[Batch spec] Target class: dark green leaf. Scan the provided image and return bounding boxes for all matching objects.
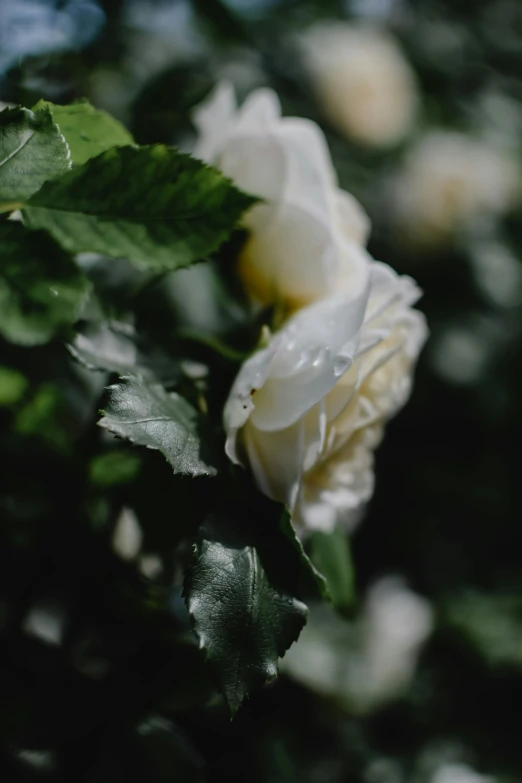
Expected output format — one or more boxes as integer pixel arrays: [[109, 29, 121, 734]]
[[184, 512, 308, 713], [33, 99, 134, 165], [0, 105, 70, 205], [22, 145, 257, 271], [191, 0, 250, 45], [98, 376, 216, 477], [68, 320, 181, 383], [92, 714, 205, 783], [135, 715, 205, 783], [279, 509, 329, 599], [310, 527, 355, 612], [0, 222, 89, 346]]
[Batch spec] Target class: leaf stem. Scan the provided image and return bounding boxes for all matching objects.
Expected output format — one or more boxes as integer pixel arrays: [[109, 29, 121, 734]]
[[175, 329, 249, 362]]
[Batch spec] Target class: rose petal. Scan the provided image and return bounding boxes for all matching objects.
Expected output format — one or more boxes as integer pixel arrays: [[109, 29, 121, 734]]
[[250, 292, 370, 431], [336, 188, 371, 246], [192, 81, 237, 162]]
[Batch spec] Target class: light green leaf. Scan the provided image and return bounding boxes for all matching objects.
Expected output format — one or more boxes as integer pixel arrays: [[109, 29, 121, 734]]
[[0, 366, 28, 406], [15, 383, 69, 451], [22, 145, 257, 271], [184, 512, 308, 714], [33, 99, 134, 165], [0, 105, 70, 205], [98, 376, 216, 477], [0, 222, 89, 346], [310, 527, 355, 612]]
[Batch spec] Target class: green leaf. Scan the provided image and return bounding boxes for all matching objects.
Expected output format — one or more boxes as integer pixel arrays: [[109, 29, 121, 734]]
[[33, 99, 134, 165], [22, 145, 257, 271], [184, 512, 308, 714], [0, 366, 28, 406], [68, 320, 181, 384], [98, 376, 216, 477], [0, 222, 89, 346], [310, 527, 355, 612], [89, 450, 142, 487], [15, 383, 69, 451], [0, 105, 70, 205], [279, 509, 329, 599]]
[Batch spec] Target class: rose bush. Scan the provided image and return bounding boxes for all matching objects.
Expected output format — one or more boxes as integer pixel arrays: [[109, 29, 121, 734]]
[[224, 262, 427, 533], [193, 82, 371, 311]]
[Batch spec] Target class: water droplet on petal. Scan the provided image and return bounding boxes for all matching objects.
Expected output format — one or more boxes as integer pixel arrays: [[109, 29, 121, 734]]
[[333, 355, 352, 377]]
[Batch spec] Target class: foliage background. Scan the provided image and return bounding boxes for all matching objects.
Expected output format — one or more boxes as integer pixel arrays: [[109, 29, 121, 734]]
[[1, 0, 521, 781]]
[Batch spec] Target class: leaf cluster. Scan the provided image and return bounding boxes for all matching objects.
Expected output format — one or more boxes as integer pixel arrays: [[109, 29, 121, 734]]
[[0, 98, 352, 777]]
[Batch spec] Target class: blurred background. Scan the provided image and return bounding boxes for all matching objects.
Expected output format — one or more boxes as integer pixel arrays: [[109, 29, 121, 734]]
[[1, 1, 522, 781]]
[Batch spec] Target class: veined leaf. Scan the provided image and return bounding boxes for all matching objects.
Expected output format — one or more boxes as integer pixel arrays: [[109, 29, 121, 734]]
[[22, 145, 257, 271], [0, 222, 89, 346], [0, 105, 70, 205], [33, 99, 134, 165], [98, 376, 216, 477], [184, 511, 308, 714]]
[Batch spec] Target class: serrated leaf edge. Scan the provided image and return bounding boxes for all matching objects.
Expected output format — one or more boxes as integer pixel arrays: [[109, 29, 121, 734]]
[[182, 534, 307, 715], [97, 377, 217, 478]]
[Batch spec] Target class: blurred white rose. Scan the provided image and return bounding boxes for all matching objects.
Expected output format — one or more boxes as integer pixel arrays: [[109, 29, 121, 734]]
[[193, 82, 371, 310], [300, 23, 418, 147], [224, 263, 426, 532], [431, 764, 495, 783], [23, 600, 67, 647], [357, 576, 433, 706], [392, 131, 519, 247], [282, 576, 433, 712]]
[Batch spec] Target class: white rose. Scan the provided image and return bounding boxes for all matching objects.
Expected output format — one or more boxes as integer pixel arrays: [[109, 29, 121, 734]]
[[300, 23, 418, 148], [357, 576, 433, 707], [193, 82, 371, 310], [224, 262, 427, 533], [392, 131, 519, 246]]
